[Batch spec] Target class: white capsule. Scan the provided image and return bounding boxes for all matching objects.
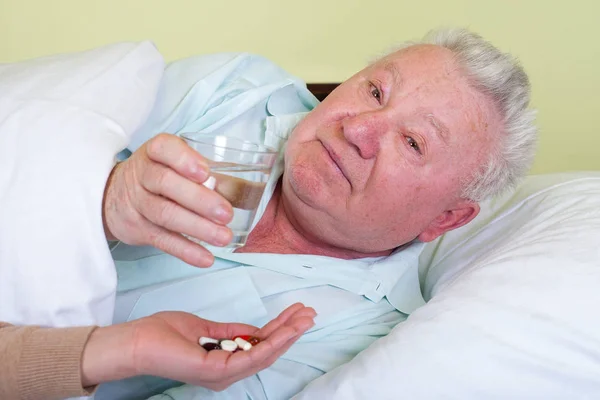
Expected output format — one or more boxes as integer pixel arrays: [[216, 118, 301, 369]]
[[234, 337, 253, 351], [199, 336, 219, 346], [203, 176, 216, 190], [219, 339, 238, 352]]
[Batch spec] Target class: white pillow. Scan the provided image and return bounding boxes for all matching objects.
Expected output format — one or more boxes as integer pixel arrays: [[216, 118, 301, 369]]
[[295, 171, 600, 399], [0, 42, 164, 327]]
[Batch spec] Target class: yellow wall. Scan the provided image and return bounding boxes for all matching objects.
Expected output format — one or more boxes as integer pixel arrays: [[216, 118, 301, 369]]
[[1, 0, 598, 174]]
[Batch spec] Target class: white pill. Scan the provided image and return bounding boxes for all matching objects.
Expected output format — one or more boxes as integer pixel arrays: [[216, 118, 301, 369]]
[[199, 336, 219, 346], [234, 337, 252, 351], [203, 176, 216, 190], [219, 339, 238, 352]]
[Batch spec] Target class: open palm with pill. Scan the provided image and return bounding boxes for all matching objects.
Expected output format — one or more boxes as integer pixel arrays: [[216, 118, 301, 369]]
[[80, 303, 316, 391]]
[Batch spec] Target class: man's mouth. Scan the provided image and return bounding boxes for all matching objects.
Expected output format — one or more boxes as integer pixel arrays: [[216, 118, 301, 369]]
[[321, 141, 351, 185]]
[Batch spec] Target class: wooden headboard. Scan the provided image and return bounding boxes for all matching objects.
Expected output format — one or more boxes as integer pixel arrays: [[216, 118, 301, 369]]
[[306, 83, 340, 101]]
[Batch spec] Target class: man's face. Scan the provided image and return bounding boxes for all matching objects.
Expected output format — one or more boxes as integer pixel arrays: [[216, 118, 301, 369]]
[[282, 44, 501, 254]]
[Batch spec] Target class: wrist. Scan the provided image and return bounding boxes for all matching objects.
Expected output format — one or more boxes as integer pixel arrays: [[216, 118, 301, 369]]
[[102, 161, 121, 241], [81, 323, 136, 387]]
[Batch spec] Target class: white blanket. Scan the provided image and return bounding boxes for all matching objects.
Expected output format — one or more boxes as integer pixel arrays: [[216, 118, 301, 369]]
[[0, 41, 164, 327]]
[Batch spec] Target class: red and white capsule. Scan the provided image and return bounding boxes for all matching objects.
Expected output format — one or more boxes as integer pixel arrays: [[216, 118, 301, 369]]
[[234, 337, 252, 351], [234, 335, 261, 346]]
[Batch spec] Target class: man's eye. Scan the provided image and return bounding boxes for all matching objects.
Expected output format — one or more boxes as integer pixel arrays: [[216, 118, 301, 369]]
[[369, 83, 382, 103], [406, 136, 421, 154]]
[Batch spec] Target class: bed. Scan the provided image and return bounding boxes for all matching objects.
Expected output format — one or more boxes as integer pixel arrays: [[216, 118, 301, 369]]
[[1, 41, 600, 400]]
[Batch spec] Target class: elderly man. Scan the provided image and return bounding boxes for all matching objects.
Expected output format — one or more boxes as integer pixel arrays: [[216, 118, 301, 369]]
[[93, 27, 536, 400]]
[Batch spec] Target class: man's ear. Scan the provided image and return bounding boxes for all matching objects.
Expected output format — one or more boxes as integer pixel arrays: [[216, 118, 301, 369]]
[[418, 201, 480, 243]]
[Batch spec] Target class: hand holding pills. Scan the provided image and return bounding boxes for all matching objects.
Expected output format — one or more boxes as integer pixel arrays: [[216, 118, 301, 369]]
[[80, 303, 316, 392], [102, 133, 235, 268]]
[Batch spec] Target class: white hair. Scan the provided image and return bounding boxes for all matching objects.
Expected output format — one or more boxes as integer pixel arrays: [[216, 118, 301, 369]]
[[383, 28, 538, 201]]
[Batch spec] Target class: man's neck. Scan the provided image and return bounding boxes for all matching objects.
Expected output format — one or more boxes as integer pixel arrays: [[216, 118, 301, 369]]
[[236, 181, 392, 259]]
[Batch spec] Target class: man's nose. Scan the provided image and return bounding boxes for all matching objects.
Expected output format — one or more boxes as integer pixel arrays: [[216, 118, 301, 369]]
[[341, 111, 390, 159]]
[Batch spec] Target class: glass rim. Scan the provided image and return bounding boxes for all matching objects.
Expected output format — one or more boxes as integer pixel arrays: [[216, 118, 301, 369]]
[[180, 132, 278, 155]]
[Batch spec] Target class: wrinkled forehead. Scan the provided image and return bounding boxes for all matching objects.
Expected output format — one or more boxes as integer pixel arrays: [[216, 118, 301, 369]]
[[356, 46, 473, 110], [369, 44, 460, 76], [379, 46, 498, 128], [374, 45, 501, 158]]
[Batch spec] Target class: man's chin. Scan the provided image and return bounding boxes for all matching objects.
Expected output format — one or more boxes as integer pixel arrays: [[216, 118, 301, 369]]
[[283, 170, 325, 210], [282, 167, 334, 214]]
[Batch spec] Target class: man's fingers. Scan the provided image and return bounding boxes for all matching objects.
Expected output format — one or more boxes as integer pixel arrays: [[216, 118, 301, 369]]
[[137, 191, 233, 248], [139, 160, 233, 226], [107, 133, 235, 253], [143, 222, 215, 268], [145, 133, 209, 184]]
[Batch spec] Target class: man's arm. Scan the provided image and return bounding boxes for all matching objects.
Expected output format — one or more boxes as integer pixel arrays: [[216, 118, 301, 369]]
[[0, 321, 99, 400]]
